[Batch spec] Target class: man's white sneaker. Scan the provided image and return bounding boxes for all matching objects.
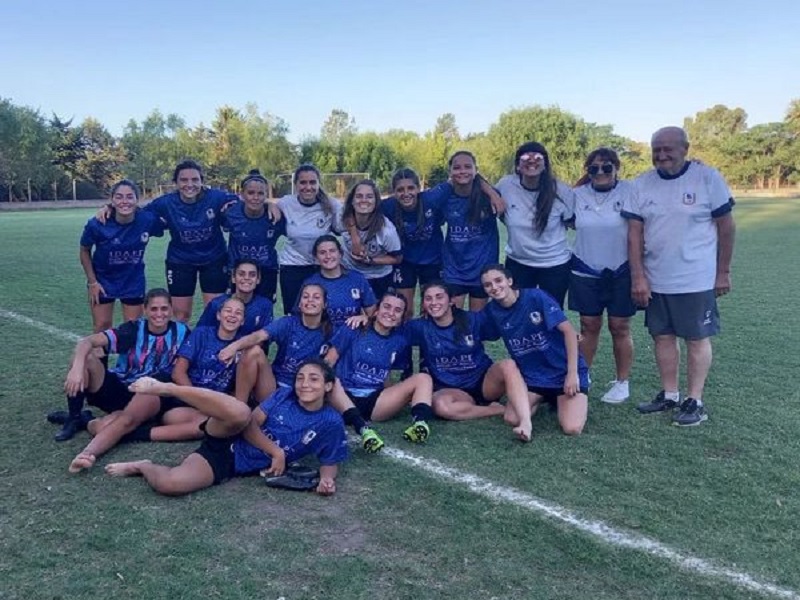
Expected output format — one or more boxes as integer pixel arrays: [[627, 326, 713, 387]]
[[601, 380, 630, 404]]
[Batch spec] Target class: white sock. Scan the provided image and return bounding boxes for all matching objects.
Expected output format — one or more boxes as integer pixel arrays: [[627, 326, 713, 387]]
[[693, 397, 703, 406], [664, 390, 680, 401]]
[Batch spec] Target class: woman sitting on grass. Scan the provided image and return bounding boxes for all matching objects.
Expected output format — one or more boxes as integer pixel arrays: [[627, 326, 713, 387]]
[[105, 359, 348, 497]]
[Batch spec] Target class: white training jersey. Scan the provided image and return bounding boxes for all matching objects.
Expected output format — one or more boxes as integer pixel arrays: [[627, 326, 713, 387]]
[[338, 215, 402, 280], [623, 163, 733, 294], [278, 195, 343, 266], [496, 175, 575, 268], [572, 180, 636, 274]]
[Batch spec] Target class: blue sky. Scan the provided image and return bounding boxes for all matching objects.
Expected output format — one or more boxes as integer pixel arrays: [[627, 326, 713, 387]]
[[2, 0, 798, 143]]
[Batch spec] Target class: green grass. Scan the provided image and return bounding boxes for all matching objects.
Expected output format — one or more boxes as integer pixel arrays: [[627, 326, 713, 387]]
[[1, 197, 799, 600]]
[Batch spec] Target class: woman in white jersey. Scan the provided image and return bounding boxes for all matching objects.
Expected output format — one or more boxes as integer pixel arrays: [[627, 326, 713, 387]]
[[569, 148, 637, 404], [495, 142, 576, 308], [277, 164, 342, 315]]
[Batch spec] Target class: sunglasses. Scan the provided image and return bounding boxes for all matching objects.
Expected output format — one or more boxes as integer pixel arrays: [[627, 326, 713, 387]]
[[519, 152, 544, 164], [587, 163, 614, 176]]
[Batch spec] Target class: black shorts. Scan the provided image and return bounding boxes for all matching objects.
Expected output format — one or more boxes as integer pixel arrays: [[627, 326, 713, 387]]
[[367, 273, 395, 301], [97, 295, 145, 306], [645, 291, 719, 340], [86, 370, 134, 413], [166, 257, 229, 297], [253, 268, 279, 304], [392, 262, 442, 290], [446, 282, 489, 300], [527, 385, 590, 405], [346, 390, 382, 420], [279, 265, 319, 315], [568, 272, 637, 318], [155, 396, 190, 420], [506, 257, 570, 308], [434, 370, 492, 406], [193, 424, 237, 485]]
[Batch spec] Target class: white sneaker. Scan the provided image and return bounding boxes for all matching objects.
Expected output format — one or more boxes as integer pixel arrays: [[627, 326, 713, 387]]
[[601, 380, 630, 404]]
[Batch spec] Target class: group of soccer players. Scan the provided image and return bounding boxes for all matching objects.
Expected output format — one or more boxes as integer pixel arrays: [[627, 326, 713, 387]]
[[50, 128, 736, 496]]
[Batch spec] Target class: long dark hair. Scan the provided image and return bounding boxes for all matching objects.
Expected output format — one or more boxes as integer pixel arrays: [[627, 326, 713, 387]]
[[390, 167, 425, 236], [365, 289, 407, 334], [342, 179, 385, 242], [513, 142, 560, 236], [574, 147, 621, 187], [296, 282, 333, 340], [420, 281, 470, 339], [448, 151, 492, 225], [294, 164, 334, 217]]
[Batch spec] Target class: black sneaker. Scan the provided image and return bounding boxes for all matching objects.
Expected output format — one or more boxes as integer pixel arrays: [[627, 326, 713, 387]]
[[47, 409, 69, 425], [53, 410, 94, 442], [672, 398, 708, 427], [636, 391, 679, 414]]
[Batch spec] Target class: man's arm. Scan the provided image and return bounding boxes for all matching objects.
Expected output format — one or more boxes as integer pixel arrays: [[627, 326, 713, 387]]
[[627, 219, 650, 307], [714, 213, 735, 296]]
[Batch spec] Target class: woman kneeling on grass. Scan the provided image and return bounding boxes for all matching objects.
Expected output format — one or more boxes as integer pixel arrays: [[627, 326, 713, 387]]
[[105, 359, 348, 497], [406, 281, 533, 441], [480, 265, 589, 438]]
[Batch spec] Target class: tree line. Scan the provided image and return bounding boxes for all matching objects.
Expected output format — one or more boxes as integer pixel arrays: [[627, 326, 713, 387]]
[[1, 97, 798, 201]]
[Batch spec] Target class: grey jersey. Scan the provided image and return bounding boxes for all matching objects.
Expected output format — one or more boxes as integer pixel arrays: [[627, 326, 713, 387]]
[[278, 195, 343, 266]]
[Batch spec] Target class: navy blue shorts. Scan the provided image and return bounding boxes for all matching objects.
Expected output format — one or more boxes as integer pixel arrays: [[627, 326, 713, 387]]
[[392, 262, 442, 290], [97, 295, 145, 306], [645, 291, 719, 340], [446, 282, 489, 300], [568, 271, 637, 318], [166, 258, 228, 297], [527, 385, 590, 405], [505, 257, 570, 308], [434, 369, 492, 406], [254, 268, 279, 304], [367, 273, 395, 302]]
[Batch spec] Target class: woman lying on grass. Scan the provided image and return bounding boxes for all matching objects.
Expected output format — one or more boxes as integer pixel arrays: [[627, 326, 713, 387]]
[[105, 359, 348, 496]]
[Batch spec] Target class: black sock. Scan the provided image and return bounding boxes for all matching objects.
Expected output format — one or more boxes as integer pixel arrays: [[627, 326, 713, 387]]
[[67, 393, 86, 418], [411, 403, 434, 423], [120, 424, 153, 443], [342, 407, 369, 435]]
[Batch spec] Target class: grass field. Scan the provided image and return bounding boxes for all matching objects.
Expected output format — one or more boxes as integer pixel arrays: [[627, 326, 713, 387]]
[[1, 197, 799, 600]]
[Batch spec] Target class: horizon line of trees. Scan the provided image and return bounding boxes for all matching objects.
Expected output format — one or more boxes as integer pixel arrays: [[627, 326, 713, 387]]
[[1, 97, 799, 202]]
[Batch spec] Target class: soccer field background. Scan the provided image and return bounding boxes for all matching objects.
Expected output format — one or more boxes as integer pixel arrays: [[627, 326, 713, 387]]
[[1, 197, 798, 600]]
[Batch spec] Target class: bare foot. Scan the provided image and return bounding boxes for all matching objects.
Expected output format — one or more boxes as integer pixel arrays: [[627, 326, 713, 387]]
[[513, 424, 532, 443], [105, 460, 152, 477], [68, 452, 96, 473]]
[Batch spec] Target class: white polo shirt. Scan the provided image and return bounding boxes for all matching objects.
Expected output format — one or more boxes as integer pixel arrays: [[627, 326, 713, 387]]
[[623, 163, 733, 294], [339, 215, 402, 280], [278, 195, 343, 266]]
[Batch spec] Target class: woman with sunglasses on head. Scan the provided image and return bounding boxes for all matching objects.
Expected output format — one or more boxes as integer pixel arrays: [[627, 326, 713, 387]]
[[569, 148, 637, 404], [221, 169, 285, 303], [277, 164, 343, 315], [80, 179, 166, 333], [407, 281, 534, 440], [338, 179, 403, 300], [496, 142, 577, 308]]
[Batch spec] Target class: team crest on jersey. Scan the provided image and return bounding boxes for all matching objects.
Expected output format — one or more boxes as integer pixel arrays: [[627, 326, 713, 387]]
[[206, 208, 215, 219], [389, 352, 396, 364], [316, 217, 325, 228], [140, 232, 150, 243], [529, 311, 542, 325], [351, 288, 360, 299], [424, 209, 433, 218], [267, 230, 275, 238], [367, 241, 379, 254], [682, 193, 696, 205], [464, 335, 474, 347], [255, 316, 261, 326], [302, 430, 317, 445], [614, 201, 622, 212]]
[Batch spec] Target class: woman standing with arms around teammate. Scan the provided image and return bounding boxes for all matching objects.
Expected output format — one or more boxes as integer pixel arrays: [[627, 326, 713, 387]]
[[481, 265, 589, 439], [338, 179, 403, 299], [570, 148, 637, 403], [441, 151, 500, 311], [496, 142, 577, 308], [80, 180, 165, 332], [222, 169, 285, 302], [277, 164, 342, 315]]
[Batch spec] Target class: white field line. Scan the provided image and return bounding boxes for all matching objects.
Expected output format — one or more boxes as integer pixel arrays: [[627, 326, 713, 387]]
[[2, 307, 798, 600]]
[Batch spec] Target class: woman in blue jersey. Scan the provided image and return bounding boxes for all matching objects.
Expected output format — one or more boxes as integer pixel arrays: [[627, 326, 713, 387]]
[[495, 142, 576, 308], [303, 235, 376, 328], [325, 291, 435, 447], [570, 148, 637, 404], [67, 296, 247, 474], [406, 282, 534, 440], [222, 169, 285, 302], [104, 359, 348, 497], [219, 282, 334, 403], [338, 179, 403, 300], [277, 164, 342, 315], [480, 265, 589, 439], [196, 259, 274, 336], [80, 179, 165, 332], [441, 151, 500, 311]]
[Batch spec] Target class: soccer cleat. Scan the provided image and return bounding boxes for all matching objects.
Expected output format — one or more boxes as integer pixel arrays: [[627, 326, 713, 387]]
[[361, 428, 385, 453], [636, 391, 679, 414], [672, 398, 708, 427], [53, 410, 95, 442], [402, 420, 430, 444], [47, 409, 69, 425], [601, 380, 630, 404]]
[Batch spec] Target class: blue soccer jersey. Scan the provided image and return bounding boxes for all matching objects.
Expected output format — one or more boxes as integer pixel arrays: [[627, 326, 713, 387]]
[[145, 188, 236, 265], [232, 386, 348, 474], [405, 311, 493, 389], [196, 293, 274, 335], [105, 319, 190, 384], [380, 184, 449, 266], [177, 326, 240, 392], [330, 325, 408, 396], [221, 201, 285, 270], [303, 270, 376, 328], [80, 211, 165, 300], [264, 316, 330, 387], [483, 288, 589, 389], [441, 190, 499, 286]]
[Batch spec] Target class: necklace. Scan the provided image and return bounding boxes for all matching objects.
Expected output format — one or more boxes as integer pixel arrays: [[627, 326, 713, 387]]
[[590, 184, 617, 212]]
